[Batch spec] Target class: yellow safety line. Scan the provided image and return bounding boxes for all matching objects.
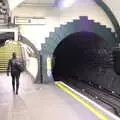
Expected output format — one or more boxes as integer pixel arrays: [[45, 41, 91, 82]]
[[55, 82, 109, 120]]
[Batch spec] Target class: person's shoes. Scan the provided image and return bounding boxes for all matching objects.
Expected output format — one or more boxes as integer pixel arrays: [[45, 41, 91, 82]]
[[16, 91, 18, 95], [13, 89, 15, 94]]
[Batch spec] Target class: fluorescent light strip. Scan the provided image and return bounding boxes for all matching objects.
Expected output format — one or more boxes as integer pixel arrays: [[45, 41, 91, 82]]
[[62, 0, 75, 7]]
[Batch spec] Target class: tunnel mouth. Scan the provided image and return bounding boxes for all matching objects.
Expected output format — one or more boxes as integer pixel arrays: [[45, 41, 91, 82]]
[[52, 32, 113, 81]]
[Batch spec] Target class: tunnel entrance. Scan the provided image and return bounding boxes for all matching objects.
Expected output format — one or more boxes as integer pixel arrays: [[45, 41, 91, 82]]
[[41, 17, 120, 115], [41, 16, 118, 92], [52, 32, 120, 116], [52, 32, 113, 81]]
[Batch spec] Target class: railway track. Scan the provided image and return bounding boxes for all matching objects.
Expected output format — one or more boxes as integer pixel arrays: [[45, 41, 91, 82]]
[[61, 78, 120, 117]]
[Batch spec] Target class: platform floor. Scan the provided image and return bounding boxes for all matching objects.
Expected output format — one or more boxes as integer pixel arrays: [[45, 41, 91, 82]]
[[0, 72, 118, 120]]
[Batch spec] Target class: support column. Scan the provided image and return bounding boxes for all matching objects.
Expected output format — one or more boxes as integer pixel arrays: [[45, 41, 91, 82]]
[[14, 31, 18, 41]]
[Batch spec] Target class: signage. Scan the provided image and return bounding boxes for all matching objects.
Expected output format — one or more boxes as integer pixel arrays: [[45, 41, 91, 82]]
[[15, 17, 46, 25]]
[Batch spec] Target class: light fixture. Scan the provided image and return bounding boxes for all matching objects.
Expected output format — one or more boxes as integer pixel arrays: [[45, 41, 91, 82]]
[[62, 0, 75, 8]]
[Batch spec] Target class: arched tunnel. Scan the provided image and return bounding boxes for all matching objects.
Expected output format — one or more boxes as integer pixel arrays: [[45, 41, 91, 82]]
[[41, 17, 120, 95], [52, 32, 113, 81], [48, 31, 120, 96]]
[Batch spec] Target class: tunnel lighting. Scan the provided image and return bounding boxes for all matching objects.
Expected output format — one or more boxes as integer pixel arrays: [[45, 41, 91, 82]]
[[62, 0, 75, 7]]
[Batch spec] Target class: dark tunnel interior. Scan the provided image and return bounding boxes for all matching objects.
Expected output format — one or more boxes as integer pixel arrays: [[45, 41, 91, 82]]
[[52, 32, 114, 82], [52, 32, 120, 114]]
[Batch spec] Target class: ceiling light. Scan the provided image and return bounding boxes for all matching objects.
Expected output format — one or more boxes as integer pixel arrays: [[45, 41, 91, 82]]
[[62, 0, 75, 8]]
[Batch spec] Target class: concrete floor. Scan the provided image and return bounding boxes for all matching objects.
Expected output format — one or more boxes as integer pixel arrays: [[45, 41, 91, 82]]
[[0, 72, 118, 120]]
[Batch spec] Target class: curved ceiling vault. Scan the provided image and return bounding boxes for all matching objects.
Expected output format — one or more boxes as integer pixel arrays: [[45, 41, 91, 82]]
[[95, 0, 120, 42]]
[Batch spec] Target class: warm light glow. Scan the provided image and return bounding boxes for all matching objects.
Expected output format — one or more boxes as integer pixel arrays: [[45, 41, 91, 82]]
[[62, 0, 75, 7]]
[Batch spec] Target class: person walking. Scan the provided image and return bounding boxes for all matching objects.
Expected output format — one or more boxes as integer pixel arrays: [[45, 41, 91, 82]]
[[7, 52, 21, 95]]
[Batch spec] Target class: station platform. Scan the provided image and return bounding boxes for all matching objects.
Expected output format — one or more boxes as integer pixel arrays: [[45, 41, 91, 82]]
[[0, 72, 119, 120]]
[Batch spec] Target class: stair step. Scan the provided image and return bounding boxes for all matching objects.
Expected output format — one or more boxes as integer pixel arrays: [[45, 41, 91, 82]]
[[0, 62, 8, 65], [0, 44, 22, 72], [0, 69, 7, 71], [0, 62, 8, 63], [0, 64, 7, 66], [0, 64, 7, 67]]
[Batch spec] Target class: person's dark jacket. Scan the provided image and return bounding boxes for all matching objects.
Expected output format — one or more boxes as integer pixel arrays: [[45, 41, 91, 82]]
[[7, 58, 20, 74]]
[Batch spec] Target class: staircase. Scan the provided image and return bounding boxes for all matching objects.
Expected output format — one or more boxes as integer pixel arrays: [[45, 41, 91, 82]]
[[0, 41, 22, 72]]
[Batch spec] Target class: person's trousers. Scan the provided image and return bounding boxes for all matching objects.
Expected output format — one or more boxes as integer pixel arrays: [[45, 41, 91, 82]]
[[11, 71, 20, 93]]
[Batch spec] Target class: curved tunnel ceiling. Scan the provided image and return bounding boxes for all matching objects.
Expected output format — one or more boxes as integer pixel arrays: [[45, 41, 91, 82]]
[[7, 0, 25, 11], [7, 0, 120, 16], [102, 0, 120, 24], [7, 0, 56, 11], [95, 0, 120, 42]]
